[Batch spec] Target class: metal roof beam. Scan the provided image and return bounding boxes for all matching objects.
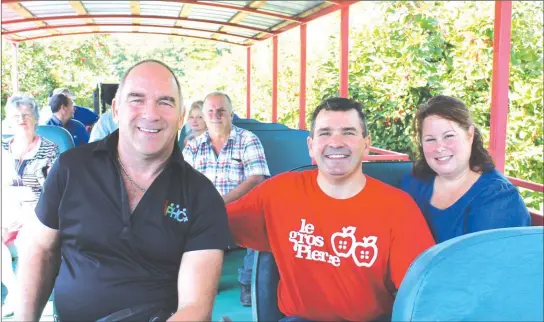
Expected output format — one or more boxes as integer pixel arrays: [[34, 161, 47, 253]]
[[173, 3, 192, 34], [170, 0, 300, 22], [9, 30, 249, 46], [3, 23, 256, 41], [257, 1, 357, 42], [130, 1, 141, 33], [213, 0, 267, 45], [69, 1, 98, 32], [3, 14, 277, 35], [2, 0, 301, 22], [5, 2, 58, 37]]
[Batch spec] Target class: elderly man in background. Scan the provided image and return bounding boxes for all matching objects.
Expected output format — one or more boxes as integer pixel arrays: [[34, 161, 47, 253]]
[[183, 91, 270, 306]]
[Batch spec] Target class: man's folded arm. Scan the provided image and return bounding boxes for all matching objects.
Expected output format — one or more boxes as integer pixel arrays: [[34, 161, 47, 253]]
[[226, 180, 271, 252]]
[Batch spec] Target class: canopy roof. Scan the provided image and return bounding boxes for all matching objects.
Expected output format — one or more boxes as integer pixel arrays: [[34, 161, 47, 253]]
[[1, 0, 355, 46]]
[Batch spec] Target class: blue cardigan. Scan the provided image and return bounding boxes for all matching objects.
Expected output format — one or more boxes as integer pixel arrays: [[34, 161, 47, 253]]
[[401, 169, 531, 243]]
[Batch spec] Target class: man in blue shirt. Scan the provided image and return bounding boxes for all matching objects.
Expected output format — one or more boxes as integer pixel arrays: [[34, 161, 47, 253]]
[[46, 93, 89, 146], [52, 88, 99, 132]]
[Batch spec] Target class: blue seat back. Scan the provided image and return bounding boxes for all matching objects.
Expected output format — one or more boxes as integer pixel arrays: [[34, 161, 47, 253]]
[[392, 227, 544, 321], [252, 161, 414, 321], [36, 125, 75, 153], [252, 129, 311, 176], [178, 124, 189, 148], [233, 117, 260, 124], [179, 120, 290, 149], [236, 122, 289, 131]]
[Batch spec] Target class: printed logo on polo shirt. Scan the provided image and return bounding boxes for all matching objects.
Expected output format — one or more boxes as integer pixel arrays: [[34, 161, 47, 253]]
[[289, 219, 378, 268], [164, 200, 188, 223]]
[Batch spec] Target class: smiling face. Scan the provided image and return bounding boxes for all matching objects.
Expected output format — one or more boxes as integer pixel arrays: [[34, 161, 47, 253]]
[[308, 109, 370, 181], [113, 62, 183, 158], [203, 94, 233, 135], [421, 115, 474, 178], [188, 107, 206, 134]]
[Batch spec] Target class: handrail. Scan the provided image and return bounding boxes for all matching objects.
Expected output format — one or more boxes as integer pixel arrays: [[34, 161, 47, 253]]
[[369, 147, 408, 156], [368, 147, 410, 161], [364, 154, 410, 161], [507, 176, 544, 193], [505, 176, 543, 225]]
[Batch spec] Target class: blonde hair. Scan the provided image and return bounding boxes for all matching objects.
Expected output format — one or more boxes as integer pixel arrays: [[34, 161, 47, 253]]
[[189, 100, 203, 114]]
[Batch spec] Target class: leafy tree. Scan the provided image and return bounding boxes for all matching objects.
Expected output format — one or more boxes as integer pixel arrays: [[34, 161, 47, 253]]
[[1, 35, 111, 117], [314, 1, 543, 210]]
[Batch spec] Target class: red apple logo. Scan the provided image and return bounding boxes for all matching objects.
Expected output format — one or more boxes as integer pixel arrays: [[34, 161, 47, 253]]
[[351, 236, 378, 268], [331, 227, 357, 258]]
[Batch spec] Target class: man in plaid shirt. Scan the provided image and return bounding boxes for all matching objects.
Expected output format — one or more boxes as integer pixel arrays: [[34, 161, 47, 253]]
[[182, 92, 270, 307]]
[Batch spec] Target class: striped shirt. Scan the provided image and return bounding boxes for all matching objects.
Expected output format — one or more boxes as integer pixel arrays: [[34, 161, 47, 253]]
[[182, 125, 270, 196], [2, 136, 60, 204]]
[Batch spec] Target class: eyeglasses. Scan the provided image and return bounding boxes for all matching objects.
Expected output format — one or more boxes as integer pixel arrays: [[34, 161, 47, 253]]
[[11, 113, 35, 121]]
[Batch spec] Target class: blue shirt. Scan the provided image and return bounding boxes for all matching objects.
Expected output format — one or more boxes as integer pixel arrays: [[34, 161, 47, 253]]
[[89, 110, 118, 143], [46, 116, 89, 146], [401, 169, 530, 243], [74, 105, 99, 126]]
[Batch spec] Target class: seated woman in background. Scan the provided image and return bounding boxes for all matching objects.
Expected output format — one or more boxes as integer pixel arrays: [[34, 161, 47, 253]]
[[1, 94, 59, 317], [401, 95, 530, 243], [183, 100, 207, 147]]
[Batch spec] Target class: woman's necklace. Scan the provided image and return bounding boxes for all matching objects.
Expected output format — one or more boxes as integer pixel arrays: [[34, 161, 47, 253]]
[[117, 157, 147, 193]]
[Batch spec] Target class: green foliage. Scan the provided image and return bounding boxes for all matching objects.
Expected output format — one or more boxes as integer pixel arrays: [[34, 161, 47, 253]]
[[1, 35, 111, 119], [314, 1, 543, 210]]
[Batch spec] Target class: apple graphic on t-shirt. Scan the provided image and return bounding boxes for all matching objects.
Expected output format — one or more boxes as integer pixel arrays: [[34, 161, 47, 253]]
[[352, 236, 379, 268], [331, 227, 357, 258]]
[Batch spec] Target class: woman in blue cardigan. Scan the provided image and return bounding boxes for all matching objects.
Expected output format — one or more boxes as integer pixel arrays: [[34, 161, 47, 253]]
[[401, 95, 530, 243]]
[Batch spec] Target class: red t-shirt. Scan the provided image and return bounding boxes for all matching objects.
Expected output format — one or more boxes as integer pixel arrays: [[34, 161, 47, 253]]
[[227, 169, 435, 321]]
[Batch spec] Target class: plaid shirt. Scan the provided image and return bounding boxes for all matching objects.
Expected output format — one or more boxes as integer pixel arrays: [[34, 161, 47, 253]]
[[182, 125, 270, 196]]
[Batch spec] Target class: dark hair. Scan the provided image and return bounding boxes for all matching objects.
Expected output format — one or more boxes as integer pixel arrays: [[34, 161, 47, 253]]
[[49, 93, 71, 113], [412, 95, 495, 180], [310, 97, 368, 137], [114, 59, 184, 114]]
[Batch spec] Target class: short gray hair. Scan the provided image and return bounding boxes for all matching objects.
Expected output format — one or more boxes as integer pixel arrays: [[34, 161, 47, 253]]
[[6, 94, 40, 127], [203, 91, 233, 113], [114, 59, 185, 115], [53, 87, 73, 98]]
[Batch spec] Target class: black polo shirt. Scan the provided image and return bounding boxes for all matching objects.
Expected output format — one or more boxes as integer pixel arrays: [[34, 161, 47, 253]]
[[36, 130, 233, 321]]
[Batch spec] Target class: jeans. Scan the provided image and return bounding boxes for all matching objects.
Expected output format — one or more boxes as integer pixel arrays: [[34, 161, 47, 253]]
[[238, 248, 254, 285]]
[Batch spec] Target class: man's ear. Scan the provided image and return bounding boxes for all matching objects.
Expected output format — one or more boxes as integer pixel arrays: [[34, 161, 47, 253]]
[[307, 135, 314, 160], [362, 135, 371, 158], [112, 98, 119, 123]]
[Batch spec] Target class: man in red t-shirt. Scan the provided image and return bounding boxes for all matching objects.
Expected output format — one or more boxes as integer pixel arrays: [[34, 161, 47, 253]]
[[226, 97, 435, 321]]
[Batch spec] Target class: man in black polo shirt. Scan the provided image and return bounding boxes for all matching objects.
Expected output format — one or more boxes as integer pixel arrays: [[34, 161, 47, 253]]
[[16, 60, 232, 321]]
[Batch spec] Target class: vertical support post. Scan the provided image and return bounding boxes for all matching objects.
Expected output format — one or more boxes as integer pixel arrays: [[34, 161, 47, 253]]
[[246, 47, 251, 119], [12, 42, 19, 93], [489, 1, 513, 173], [272, 36, 278, 123], [339, 6, 349, 98], [299, 24, 307, 130]]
